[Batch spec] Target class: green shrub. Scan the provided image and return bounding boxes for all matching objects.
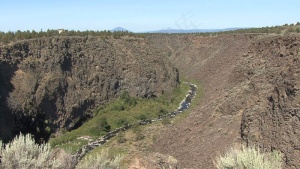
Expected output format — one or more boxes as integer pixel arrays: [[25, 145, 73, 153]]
[[120, 91, 130, 100], [137, 114, 147, 121], [120, 91, 137, 106], [111, 92, 137, 111], [99, 117, 111, 133], [0, 133, 73, 169], [116, 118, 129, 127], [76, 149, 123, 169], [112, 103, 125, 111], [214, 146, 282, 169], [156, 108, 168, 118]]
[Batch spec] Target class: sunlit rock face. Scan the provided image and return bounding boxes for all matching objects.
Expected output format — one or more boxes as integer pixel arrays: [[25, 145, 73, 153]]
[[0, 36, 179, 141]]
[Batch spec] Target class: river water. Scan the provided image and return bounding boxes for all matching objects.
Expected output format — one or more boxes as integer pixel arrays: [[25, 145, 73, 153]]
[[75, 82, 197, 162]]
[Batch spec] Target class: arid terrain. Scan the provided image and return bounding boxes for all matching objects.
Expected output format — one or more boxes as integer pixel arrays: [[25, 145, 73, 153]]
[[148, 34, 300, 168], [1, 31, 300, 169]]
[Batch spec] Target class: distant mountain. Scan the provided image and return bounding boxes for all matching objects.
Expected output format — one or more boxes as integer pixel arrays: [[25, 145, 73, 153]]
[[147, 28, 240, 33], [110, 27, 241, 33], [111, 27, 128, 32]]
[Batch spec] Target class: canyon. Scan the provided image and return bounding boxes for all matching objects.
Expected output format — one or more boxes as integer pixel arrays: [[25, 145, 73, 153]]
[[1, 32, 300, 168]]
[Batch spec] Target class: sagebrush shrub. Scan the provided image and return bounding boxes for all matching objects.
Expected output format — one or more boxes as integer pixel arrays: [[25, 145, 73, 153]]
[[76, 149, 123, 169], [214, 146, 282, 169], [0, 133, 73, 169]]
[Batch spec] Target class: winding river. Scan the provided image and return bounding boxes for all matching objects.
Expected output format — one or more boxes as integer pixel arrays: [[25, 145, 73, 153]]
[[74, 82, 197, 162]]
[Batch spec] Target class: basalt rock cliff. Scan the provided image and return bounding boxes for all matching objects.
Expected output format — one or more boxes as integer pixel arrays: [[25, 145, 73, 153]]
[[239, 36, 300, 168], [0, 36, 179, 141], [150, 34, 300, 169]]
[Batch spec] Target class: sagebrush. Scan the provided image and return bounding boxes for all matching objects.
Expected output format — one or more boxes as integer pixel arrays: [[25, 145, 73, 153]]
[[214, 146, 282, 169], [76, 149, 123, 169], [0, 133, 73, 169]]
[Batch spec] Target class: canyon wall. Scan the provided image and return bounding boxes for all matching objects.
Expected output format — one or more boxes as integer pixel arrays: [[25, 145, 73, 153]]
[[0, 36, 179, 141], [151, 34, 300, 168], [239, 36, 300, 168]]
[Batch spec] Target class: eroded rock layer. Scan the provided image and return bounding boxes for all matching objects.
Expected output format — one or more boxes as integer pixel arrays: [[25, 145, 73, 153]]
[[240, 36, 300, 169], [0, 36, 179, 141]]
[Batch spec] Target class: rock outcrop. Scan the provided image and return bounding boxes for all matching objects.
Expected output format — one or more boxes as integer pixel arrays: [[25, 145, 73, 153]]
[[0, 36, 179, 141], [239, 36, 300, 169]]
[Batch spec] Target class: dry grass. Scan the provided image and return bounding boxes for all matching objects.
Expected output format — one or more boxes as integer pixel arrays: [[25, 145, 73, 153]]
[[76, 149, 123, 169], [214, 146, 282, 169]]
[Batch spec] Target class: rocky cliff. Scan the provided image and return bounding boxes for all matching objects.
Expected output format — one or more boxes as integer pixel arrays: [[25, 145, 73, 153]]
[[239, 36, 300, 168], [150, 34, 300, 168], [0, 36, 179, 141]]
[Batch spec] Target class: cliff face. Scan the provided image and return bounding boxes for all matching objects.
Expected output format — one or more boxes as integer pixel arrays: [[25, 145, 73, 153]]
[[0, 36, 179, 141], [239, 36, 300, 168], [150, 34, 300, 168]]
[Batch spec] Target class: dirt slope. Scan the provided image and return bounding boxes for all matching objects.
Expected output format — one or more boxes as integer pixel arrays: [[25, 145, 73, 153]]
[[150, 34, 255, 168], [150, 34, 300, 169]]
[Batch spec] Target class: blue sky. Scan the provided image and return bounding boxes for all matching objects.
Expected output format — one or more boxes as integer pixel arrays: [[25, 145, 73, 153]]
[[1, 0, 299, 32]]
